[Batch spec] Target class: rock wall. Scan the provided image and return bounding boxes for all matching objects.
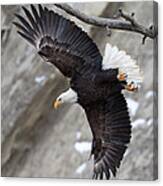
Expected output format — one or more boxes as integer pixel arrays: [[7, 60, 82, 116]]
[[1, 1, 157, 180]]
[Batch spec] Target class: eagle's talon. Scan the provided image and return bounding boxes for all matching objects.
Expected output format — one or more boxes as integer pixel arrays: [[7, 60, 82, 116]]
[[117, 72, 127, 81], [125, 82, 138, 92]]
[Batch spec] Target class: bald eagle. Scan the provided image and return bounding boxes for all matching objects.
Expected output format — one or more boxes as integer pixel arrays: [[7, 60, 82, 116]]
[[13, 5, 143, 179]]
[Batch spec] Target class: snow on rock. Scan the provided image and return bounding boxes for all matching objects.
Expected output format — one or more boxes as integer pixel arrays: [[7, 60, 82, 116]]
[[76, 131, 81, 140], [75, 163, 87, 174], [34, 75, 47, 85], [145, 91, 154, 99], [132, 119, 146, 128], [74, 141, 91, 154], [124, 149, 130, 158], [147, 118, 153, 126], [126, 98, 139, 116]]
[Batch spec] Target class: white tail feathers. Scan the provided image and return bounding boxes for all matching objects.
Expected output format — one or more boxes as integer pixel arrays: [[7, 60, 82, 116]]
[[102, 43, 143, 85]]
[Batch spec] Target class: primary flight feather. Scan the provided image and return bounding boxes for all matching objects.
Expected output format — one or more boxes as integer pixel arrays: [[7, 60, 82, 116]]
[[14, 4, 142, 179]]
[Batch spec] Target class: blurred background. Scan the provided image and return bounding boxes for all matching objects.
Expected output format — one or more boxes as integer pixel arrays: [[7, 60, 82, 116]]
[[1, 1, 157, 180]]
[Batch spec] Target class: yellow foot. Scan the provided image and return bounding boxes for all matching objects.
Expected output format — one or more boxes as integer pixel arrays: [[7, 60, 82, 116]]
[[125, 82, 138, 92], [117, 72, 127, 81]]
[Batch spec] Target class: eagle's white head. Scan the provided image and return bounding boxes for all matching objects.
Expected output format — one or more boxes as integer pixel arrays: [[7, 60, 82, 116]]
[[54, 88, 78, 109]]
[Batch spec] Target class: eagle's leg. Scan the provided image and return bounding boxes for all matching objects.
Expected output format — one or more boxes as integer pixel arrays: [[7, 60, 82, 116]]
[[117, 71, 138, 91], [124, 82, 138, 92], [117, 71, 127, 81]]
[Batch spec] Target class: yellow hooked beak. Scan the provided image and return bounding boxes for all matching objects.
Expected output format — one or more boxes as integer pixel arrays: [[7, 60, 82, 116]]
[[53, 100, 62, 109]]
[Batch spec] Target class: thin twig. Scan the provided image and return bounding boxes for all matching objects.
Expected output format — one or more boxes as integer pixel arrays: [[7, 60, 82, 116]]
[[54, 3, 157, 42], [118, 8, 137, 26]]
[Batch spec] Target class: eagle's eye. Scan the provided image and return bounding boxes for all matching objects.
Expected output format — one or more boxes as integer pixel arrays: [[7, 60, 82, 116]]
[[58, 98, 62, 102]]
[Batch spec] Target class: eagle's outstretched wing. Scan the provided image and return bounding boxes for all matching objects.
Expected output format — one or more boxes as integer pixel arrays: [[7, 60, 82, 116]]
[[84, 92, 131, 179], [13, 5, 102, 77]]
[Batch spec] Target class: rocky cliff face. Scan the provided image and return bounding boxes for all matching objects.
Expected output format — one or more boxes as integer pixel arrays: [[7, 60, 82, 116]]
[[1, 1, 157, 180]]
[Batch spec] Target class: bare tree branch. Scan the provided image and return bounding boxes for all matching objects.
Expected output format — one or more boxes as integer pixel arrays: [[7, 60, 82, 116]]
[[54, 3, 157, 43]]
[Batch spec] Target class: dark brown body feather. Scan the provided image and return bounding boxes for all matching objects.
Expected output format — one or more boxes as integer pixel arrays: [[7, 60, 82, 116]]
[[14, 5, 131, 180]]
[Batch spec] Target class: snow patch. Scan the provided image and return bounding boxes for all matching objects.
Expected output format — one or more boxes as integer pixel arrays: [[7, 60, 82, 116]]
[[124, 149, 130, 157], [132, 119, 146, 128], [76, 131, 81, 140], [35, 75, 47, 85], [147, 118, 153, 126], [74, 141, 91, 154], [145, 91, 154, 99], [75, 163, 87, 174], [126, 98, 139, 116]]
